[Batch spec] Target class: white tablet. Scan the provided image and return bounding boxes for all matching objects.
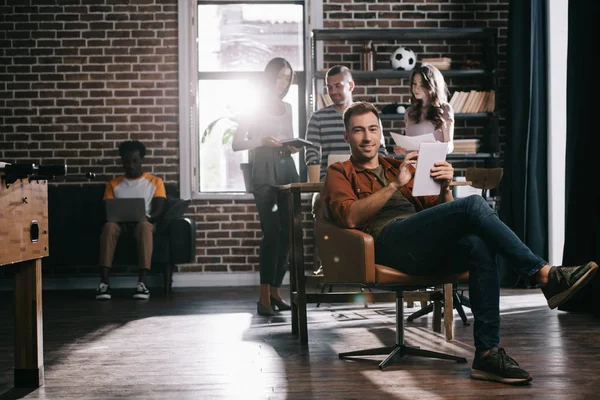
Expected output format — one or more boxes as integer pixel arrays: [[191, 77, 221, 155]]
[[412, 142, 448, 196]]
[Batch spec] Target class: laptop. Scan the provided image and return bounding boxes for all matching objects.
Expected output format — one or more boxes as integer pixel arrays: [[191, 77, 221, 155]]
[[105, 198, 147, 222], [327, 154, 350, 166]]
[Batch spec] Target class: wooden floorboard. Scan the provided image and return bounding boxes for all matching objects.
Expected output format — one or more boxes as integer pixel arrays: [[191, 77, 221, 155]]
[[1, 286, 599, 399]]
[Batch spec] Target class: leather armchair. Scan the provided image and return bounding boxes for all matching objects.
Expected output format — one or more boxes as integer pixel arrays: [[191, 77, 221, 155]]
[[45, 183, 196, 294], [316, 216, 469, 369]]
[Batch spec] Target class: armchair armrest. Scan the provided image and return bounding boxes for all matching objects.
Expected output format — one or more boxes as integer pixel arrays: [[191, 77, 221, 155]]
[[316, 218, 376, 285], [168, 217, 196, 264]]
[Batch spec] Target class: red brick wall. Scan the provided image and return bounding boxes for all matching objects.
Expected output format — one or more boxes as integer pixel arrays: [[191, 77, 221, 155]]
[[0, 0, 179, 182], [0, 0, 509, 279]]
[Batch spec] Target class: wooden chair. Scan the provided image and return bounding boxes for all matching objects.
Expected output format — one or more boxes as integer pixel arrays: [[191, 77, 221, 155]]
[[465, 167, 504, 201], [316, 217, 469, 370]]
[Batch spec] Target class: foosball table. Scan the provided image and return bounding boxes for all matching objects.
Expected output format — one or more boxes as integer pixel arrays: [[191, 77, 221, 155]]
[[0, 163, 67, 388]]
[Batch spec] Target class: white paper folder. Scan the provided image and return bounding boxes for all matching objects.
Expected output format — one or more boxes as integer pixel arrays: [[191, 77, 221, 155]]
[[412, 142, 449, 196]]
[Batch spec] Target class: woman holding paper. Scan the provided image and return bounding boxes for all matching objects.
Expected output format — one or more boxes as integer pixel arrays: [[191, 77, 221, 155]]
[[393, 64, 455, 155], [232, 57, 300, 316]]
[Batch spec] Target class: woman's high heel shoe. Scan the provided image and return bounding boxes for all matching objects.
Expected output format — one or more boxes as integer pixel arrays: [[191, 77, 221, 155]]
[[257, 301, 276, 317], [270, 295, 292, 311]]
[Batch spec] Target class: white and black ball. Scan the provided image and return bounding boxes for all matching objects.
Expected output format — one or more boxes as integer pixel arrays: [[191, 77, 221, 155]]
[[390, 47, 416, 71]]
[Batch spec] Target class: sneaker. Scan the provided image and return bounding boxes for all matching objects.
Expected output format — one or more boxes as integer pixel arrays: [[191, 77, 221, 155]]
[[133, 282, 150, 300], [542, 261, 598, 309], [470, 347, 532, 384], [96, 283, 111, 300]]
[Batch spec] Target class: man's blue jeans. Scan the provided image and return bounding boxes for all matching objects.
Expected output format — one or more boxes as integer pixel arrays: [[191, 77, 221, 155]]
[[375, 195, 547, 351]]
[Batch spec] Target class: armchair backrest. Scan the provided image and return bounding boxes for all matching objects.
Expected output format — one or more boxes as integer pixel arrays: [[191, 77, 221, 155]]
[[316, 192, 376, 285]]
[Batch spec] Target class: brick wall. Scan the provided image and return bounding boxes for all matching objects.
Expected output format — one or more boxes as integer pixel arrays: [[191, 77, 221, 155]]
[[0, 0, 179, 182], [0, 0, 509, 279]]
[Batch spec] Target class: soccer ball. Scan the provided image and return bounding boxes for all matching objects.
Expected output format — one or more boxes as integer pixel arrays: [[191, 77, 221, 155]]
[[390, 47, 417, 71]]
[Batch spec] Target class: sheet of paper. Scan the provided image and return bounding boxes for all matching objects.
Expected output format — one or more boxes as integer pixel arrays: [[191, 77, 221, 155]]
[[390, 132, 436, 151], [412, 142, 449, 196]]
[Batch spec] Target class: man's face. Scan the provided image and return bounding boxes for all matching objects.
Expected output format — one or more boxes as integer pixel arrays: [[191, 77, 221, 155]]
[[344, 112, 381, 163], [122, 150, 143, 178], [326, 73, 354, 107]]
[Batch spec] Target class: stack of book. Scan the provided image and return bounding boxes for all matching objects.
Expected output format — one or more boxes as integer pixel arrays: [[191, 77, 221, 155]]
[[453, 139, 480, 154], [449, 90, 495, 113], [421, 57, 452, 70]]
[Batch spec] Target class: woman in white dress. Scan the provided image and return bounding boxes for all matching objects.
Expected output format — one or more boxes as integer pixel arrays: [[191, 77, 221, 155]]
[[394, 64, 455, 154]]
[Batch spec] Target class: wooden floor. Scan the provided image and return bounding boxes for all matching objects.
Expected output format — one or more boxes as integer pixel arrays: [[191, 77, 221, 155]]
[[1, 285, 599, 399]]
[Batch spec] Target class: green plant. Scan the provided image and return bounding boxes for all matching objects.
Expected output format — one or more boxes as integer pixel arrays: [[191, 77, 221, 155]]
[[200, 117, 238, 145]]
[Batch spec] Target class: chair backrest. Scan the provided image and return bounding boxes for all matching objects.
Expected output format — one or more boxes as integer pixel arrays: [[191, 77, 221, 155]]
[[316, 217, 376, 285], [465, 167, 503, 190]]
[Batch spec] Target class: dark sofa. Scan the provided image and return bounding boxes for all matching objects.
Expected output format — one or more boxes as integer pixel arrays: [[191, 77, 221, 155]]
[[44, 183, 195, 294]]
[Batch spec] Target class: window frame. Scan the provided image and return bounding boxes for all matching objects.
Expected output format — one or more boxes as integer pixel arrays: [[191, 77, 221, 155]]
[[178, 0, 316, 199]]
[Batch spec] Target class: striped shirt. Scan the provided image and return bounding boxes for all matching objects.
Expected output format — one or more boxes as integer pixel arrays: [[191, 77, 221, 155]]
[[304, 105, 387, 180], [104, 172, 166, 214]]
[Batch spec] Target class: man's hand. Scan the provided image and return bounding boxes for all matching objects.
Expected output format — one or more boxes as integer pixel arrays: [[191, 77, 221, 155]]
[[431, 160, 454, 191], [261, 136, 282, 147], [392, 151, 418, 189], [393, 145, 407, 155]]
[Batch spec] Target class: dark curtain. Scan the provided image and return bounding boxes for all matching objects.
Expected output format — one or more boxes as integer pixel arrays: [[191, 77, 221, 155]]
[[560, 1, 600, 316], [499, 0, 548, 288]]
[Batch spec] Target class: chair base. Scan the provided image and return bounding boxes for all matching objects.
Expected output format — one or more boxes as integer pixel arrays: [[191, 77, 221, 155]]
[[407, 290, 471, 326], [340, 344, 468, 370]]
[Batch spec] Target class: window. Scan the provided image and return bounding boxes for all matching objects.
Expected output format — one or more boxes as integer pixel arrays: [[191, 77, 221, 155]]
[[187, 2, 306, 194]]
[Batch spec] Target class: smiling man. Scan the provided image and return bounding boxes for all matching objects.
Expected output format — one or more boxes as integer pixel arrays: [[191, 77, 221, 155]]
[[321, 101, 598, 384], [97, 140, 166, 301]]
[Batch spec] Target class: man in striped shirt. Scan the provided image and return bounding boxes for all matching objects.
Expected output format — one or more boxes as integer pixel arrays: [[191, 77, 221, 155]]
[[305, 65, 387, 182]]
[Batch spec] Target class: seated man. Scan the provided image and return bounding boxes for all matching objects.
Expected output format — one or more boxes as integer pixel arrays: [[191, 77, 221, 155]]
[[321, 101, 598, 384], [304, 65, 387, 275], [96, 140, 166, 300]]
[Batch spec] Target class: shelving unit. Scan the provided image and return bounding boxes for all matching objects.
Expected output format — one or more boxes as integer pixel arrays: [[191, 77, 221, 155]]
[[309, 28, 500, 167]]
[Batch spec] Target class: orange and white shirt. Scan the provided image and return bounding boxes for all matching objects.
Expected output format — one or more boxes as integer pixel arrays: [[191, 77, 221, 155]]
[[103, 172, 166, 214]]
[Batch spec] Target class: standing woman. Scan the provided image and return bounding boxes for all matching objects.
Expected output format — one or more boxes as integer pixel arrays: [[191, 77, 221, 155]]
[[232, 57, 300, 316], [394, 63, 455, 154]]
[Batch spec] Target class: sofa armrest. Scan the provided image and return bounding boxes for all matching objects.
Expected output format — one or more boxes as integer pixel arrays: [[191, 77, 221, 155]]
[[168, 217, 196, 264], [316, 218, 376, 285]]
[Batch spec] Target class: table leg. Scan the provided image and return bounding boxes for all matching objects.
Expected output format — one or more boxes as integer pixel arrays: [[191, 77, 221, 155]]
[[286, 189, 299, 336], [13, 258, 44, 388], [443, 283, 454, 341], [292, 188, 308, 344]]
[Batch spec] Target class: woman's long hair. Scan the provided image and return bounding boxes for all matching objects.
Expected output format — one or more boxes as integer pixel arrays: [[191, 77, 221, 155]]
[[406, 64, 449, 130], [263, 57, 294, 100]]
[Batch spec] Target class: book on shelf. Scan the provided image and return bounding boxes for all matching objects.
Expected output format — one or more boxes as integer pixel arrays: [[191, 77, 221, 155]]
[[453, 139, 480, 154], [316, 92, 333, 109], [421, 57, 451, 70], [449, 91, 460, 109], [450, 90, 495, 113], [454, 91, 469, 114]]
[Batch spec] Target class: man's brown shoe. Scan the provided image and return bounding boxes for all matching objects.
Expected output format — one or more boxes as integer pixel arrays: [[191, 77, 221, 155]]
[[542, 261, 598, 309]]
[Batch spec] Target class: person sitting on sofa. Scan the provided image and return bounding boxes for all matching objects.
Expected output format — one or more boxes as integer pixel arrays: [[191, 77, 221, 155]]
[[321, 101, 598, 384], [96, 140, 166, 300]]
